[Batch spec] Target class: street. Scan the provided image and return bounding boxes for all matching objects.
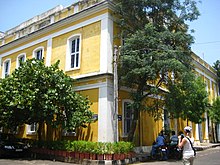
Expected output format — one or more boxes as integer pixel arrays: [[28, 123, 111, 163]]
[[0, 147, 220, 165], [134, 146, 220, 165]]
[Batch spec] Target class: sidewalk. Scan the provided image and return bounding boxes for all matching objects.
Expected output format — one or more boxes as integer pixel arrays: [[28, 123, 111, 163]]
[[194, 143, 220, 151]]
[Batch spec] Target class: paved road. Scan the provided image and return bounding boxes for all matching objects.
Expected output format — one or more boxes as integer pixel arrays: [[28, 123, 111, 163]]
[[0, 147, 220, 165], [0, 159, 77, 165], [133, 146, 220, 165]]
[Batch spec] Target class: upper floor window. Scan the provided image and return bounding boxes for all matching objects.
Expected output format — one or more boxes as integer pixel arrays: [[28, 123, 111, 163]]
[[33, 47, 44, 60], [2, 59, 11, 78], [26, 123, 37, 135], [122, 100, 133, 136], [66, 35, 81, 71], [16, 53, 26, 68]]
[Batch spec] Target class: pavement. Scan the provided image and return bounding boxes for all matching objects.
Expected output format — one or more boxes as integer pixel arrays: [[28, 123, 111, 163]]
[[194, 143, 220, 151], [135, 142, 220, 162]]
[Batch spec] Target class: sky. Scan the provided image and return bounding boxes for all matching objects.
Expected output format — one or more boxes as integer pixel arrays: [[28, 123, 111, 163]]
[[0, 0, 219, 66]]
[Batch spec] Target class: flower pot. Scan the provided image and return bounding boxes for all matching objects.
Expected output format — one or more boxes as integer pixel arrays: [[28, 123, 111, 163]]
[[104, 154, 113, 160], [90, 153, 96, 160], [113, 153, 121, 160], [80, 152, 85, 160], [84, 153, 90, 159], [75, 152, 80, 159], [97, 154, 104, 160], [69, 151, 75, 158]]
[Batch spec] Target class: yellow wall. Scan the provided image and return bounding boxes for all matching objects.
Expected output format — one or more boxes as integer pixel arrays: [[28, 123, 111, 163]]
[[77, 88, 99, 142]]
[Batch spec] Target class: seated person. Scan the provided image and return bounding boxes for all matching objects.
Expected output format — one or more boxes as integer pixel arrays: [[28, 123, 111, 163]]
[[151, 131, 166, 157], [170, 131, 178, 146]]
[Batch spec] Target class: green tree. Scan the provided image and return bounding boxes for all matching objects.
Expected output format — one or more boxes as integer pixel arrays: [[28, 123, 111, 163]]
[[115, 0, 200, 142], [208, 96, 220, 142], [0, 59, 93, 140], [165, 73, 209, 124], [213, 60, 220, 94], [208, 97, 220, 124]]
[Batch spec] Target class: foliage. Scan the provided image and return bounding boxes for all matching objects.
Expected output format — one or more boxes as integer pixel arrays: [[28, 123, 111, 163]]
[[114, 0, 200, 141], [32, 140, 134, 155], [208, 97, 220, 124], [165, 73, 209, 123], [213, 60, 220, 94], [0, 59, 93, 140]]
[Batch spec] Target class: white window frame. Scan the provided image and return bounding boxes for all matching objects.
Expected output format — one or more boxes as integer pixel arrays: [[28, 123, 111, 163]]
[[16, 53, 26, 68], [66, 34, 81, 71], [2, 58, 11, 78], [33, 47, 44, 60], [122, 99, 133, 137], [26, 123, 37, 135]]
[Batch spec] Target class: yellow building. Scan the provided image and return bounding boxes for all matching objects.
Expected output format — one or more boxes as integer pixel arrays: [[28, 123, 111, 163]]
[[0, 0, 219, 146]]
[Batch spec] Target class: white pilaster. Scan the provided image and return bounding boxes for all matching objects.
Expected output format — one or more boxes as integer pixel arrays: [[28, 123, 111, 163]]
[[195, 124, 200, 145], [204, 112, 209, 142], [46, 38, 52, 66], [98, 80, 114, 142], [100, 14, 113, 74]]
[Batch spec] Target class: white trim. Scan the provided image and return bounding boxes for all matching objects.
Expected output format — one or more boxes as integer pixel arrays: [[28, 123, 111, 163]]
[[74, 81, 108, 91], [195, 68, 217, 84], [70, 72, 108, 79], [98, 79, 114, 142], [74, 5, 79, 13], [46, 38, 52, 66], [0, 13, 108, 58], [32, 46, 44, 59], [66, 34, 81, 71], [16, 53, 26, 68], [122, 99, 133, 137], [2, 58, 11, 78], [100, 13, 113, 74]]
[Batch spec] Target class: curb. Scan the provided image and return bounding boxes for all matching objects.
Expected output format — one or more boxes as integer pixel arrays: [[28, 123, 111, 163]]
[[81, 158, 138, 165], [194, 143, 220, 151]]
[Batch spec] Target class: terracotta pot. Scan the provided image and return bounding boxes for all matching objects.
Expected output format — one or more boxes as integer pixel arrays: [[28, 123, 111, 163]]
[[104, 154, 113, 160], [84, 153, 90, 159], [75, 152, 80, 159], [90, 153, 96, 160], [113, 153, 121, 160], [69, 151, 75, 158], [80, 152, 85, 159], [97, 154, 104, 160]]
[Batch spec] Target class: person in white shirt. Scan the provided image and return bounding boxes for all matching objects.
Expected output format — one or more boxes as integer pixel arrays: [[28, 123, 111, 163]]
[[178, 126, 195, 165]]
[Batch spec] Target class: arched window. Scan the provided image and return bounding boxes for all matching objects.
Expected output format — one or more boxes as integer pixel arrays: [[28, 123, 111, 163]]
[[16, 53, 26, 68], [33, 47, 44, 60], [66, 34, 81, 71], [2, 59, 11, 78]]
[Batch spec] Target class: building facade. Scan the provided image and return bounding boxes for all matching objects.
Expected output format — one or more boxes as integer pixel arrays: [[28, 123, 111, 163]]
[[0, 0, 219, 145]]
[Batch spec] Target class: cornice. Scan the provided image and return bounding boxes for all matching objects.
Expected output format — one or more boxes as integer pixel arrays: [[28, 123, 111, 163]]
[[0, 0, 114, 52]]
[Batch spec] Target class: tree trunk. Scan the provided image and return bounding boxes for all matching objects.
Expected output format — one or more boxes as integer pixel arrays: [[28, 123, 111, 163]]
[[127, 108, 140, 142], [37, 122, 43, 141]]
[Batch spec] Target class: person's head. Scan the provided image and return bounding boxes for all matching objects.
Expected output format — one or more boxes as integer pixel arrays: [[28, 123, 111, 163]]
[[171, 131, 175, 135], [159, 130, 164, 136], [184, 126, 192, 135]]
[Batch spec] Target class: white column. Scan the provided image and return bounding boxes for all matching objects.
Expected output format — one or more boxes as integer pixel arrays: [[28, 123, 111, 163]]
[[46, 38, 52, 66], [100, 13, 113, 74], [98, 80, 114, 142], [195, 124, 200, 144], [204, 112, 209, 142]]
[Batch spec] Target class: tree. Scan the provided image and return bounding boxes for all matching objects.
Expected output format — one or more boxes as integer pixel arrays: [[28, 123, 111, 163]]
[[165, 73, 209, 124], [208, 96, 220, 142], [213, 60, 220, 94], [115, 0, 200, 142], [0, 59, 93, 140]]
